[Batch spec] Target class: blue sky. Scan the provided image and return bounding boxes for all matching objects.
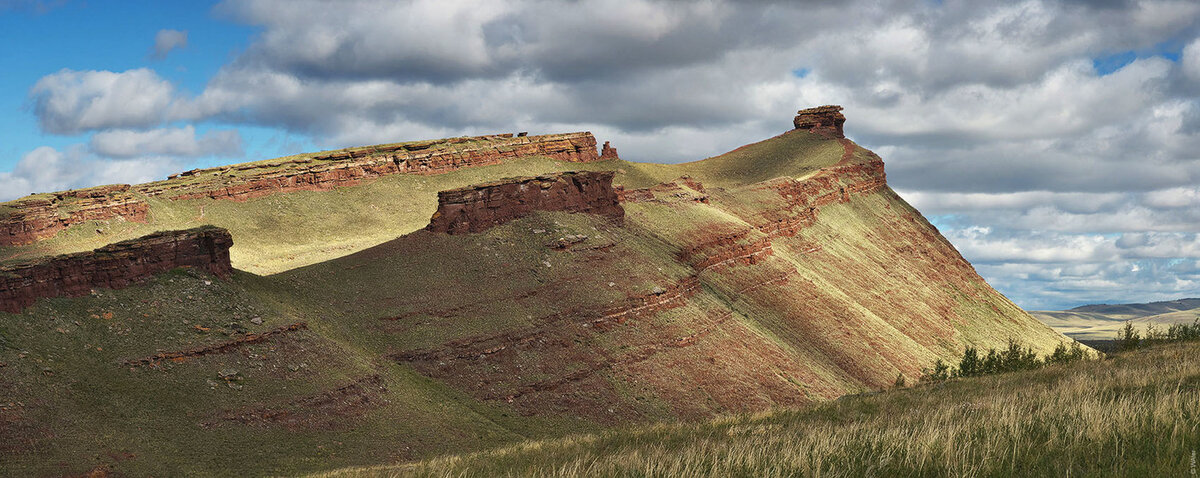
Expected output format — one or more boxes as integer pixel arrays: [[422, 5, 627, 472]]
[[2, 0, 1200, 311], [0, 1, 311, 172]]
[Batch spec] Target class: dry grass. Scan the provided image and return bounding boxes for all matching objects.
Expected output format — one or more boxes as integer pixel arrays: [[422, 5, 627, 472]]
[[316, 342, 1200, 478]]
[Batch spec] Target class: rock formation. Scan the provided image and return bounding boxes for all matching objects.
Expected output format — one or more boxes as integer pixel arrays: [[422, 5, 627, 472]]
[[0, 226, 233, 313], [426, 171, 623, 234], [600, 141, 619, 160], [793, 105, 846, 138], [143, 132, 606, 201], [0, 185, 148, 246]]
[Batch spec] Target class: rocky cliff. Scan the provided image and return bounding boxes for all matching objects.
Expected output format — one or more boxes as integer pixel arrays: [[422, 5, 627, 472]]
[[793, 105, 846, 138], [142, 132, 607, 201], [426, 171, 623, 234], [0, 226, 233, 313], [0, 185, 148, 246]]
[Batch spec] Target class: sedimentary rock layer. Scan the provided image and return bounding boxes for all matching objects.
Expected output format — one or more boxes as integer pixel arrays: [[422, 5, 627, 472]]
[[0, 132, 616, 245], [144, 132, 607, 201], [0, 185, 149, 246], [426, 171, 623, 234], [793, 105, 846, 138], [0, 226, 233, 313]]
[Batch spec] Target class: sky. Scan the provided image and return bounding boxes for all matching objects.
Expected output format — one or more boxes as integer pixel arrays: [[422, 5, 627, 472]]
[[1, 0, 1199, 310]]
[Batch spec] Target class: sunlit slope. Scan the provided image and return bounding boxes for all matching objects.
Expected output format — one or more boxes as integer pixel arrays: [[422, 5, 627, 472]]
[[0, 129, 1077, 476], [272, 130, 1072, 424]]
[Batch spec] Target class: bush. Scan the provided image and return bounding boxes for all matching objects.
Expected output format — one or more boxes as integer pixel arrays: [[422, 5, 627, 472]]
[[1117, 321, 1142, 352], [920, 359, 951, 383], [1044, 341, 1088, 366]]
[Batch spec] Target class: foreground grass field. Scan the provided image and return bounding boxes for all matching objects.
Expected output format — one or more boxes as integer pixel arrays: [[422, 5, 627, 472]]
[[319, 341, 1200, 478]]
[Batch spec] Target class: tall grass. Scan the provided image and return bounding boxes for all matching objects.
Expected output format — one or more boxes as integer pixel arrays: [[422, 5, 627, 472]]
[[316, 341, 1200, 477]]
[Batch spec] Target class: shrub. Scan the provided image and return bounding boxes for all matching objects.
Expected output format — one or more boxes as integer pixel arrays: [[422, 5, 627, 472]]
[[1044, 341, 1088, 366], [956, 346, 984, 377], [1117, 321, 1142, 352], [920, 359, 951, 383]]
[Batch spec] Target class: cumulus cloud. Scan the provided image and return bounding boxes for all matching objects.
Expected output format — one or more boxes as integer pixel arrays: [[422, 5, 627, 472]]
[[89, 126, 243, 158], [151, 29, 187, 60], [0, 146, 182, 201], [30, 68, 180, 134], [14, 0, 1200, 308]]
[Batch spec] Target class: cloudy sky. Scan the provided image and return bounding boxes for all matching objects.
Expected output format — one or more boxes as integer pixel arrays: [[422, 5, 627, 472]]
[[2, 0, 1199, 310]]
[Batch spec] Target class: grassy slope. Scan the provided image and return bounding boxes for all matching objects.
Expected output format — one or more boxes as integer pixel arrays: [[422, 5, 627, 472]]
[[0, 269, 598, 477], [1034, 298, 1200, 341], [0, 130, 844, 274], [0, 130, 1077, 476], [318, 341, 1200, 478]]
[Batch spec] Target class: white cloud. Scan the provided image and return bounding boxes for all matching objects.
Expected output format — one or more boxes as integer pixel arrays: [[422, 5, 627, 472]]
[[151, 29, 188, 60], [11, 0, 1200, 309], [30, 68, 180, 134], [1184, 37, 1200, 81], [89, 126, 242, 158], [0, 146, 182, 201]]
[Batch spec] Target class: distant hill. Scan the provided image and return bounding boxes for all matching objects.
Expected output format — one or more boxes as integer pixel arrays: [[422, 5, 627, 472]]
[[1033, 298, 1200, 341], [0, 107, 1077, 476]]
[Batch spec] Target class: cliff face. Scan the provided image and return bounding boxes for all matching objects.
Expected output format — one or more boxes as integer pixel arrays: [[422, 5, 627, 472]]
[[0, 226, 233, 313], [426, 171, 623, 234], [142, 132, 606, 201], [793, 105, 846, 138], [0, 185, 148, 246]]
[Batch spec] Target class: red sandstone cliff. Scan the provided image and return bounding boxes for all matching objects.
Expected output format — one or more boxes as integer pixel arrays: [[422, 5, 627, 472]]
[[142, 132, 605, 201], [0, 185, 148, 246], [426, 171, 623, 234], [793, 105, 846, 138], [0, 226, 233, 313]]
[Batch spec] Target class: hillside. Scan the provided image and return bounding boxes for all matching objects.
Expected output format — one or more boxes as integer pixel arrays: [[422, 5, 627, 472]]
[[1033, 298, 1200, 341], [0, 106, 1079, 476], [318, 341, 1200, 478]]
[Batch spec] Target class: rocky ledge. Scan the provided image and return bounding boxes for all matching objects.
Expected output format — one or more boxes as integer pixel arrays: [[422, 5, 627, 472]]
[[144, 132, 614, 201], [793, 105, 846, 138], [0, 226, 234, 313], [426, 171, 624, 234], [0, 184, 149, 246]]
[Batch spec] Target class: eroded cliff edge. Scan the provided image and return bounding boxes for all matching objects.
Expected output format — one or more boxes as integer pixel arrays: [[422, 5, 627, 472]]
[[0, 226, 233, 313], [426, 171, 623, 234]]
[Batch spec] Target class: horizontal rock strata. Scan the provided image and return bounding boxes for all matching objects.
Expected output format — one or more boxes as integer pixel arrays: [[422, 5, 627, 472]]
[[793, 105, 846, 138], [143, 132, 605, 201], [426, 171, 624, 234], [0, 226, 233, 313], [0, 184, 148, 246]]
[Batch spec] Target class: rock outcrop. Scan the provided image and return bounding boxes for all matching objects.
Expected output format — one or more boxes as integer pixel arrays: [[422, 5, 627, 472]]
[[0, 226, 233, 313], [142, 132, 606, 201], [600, 141, 619, 160], [0, 185, 148, 246], [426, 171, 623, 234], [793, 105, 846, 138]]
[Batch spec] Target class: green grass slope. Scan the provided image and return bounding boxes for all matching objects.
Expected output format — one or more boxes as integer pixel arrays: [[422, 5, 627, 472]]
[[318, 341, 1200, 478], [0, 129, 1079, 476]]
